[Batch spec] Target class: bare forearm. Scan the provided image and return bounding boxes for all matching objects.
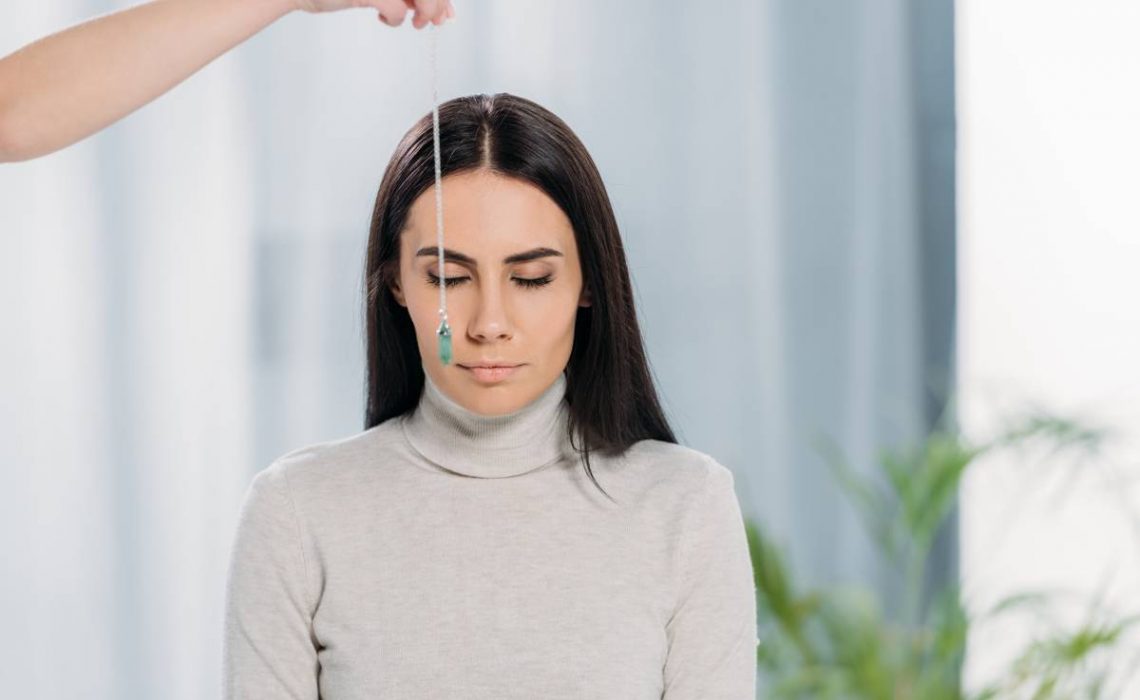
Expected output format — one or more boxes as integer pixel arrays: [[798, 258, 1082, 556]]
[[0, 0, 295, 162]]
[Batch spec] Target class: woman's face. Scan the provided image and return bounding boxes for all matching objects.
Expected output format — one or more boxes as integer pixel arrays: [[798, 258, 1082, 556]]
[[390, 169, 590, 416]]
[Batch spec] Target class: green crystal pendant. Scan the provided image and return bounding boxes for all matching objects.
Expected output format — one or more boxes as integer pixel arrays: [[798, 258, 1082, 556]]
[[437, 319, 452, 365]]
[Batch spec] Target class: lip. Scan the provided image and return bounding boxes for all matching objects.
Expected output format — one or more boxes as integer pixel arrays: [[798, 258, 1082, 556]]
[[458, 363, 524, 383]]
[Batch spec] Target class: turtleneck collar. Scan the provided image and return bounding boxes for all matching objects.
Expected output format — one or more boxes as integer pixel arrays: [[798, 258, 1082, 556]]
[[400, 371, 577, 479]]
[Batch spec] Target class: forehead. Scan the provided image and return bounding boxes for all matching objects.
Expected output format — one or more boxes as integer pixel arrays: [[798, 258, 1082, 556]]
[[402, 170, 574, 252]]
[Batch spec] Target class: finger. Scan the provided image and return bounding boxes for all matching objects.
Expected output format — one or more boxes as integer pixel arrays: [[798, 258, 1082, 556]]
[[430, 0, 453, 26], [413, 0, 441, 19], [434, 2, 453, 25], [375, 0, 408, 26], [409, 0, 444, 28], [401, 0, 423, 28], [400, 0, 449, 29]]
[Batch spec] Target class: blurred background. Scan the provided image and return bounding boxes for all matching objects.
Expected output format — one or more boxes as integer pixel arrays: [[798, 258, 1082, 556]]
[[1, 1, 1137, 698]]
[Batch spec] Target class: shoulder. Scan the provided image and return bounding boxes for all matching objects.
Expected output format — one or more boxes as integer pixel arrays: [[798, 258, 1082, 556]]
[[248, 417, 407, 499], [622, 438, 733, 483], [603, 438, 737, 507]]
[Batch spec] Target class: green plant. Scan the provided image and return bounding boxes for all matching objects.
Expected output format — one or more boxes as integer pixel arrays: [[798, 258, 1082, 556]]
[[745, 409, 1140, 699]]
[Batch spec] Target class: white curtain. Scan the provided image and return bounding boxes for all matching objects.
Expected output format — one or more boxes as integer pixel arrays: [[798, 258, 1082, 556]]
[[0, 1, 951, 697]]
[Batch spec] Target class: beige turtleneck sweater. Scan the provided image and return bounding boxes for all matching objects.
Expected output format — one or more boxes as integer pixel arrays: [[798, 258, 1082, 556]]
[[221, 371, 758, 698]]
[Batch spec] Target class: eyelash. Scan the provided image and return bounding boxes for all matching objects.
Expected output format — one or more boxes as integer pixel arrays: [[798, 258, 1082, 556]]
[[425, 272, 553, 289]]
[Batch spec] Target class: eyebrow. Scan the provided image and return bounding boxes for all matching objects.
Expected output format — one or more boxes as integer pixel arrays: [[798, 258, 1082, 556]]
[[413, 246, 564, 265]]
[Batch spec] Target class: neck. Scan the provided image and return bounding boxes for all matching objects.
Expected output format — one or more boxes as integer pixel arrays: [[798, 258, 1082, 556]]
[[400, 371, 576, 478]]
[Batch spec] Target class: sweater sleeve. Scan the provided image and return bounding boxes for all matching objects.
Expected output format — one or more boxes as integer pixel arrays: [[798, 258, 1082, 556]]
[[222, 462, 321, 699], [662, 457, 759, 699]]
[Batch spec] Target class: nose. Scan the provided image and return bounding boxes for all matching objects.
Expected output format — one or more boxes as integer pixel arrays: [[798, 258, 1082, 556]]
[[467, 283, 514, 342]]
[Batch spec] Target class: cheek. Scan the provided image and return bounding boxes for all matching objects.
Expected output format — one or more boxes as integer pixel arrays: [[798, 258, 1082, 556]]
[[525, 289, 580, 335], [403, 280, 442, 335]]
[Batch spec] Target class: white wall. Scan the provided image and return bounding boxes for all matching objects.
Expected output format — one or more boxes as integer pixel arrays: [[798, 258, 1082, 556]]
[[959, 1, 1140, 695]]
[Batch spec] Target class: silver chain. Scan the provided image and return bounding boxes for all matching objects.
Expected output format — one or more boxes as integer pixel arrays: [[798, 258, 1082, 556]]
[[429, 23, 451, 363]]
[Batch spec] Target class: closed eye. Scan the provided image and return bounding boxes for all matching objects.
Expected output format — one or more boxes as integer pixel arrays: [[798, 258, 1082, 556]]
[[426, 272, 553, 289]]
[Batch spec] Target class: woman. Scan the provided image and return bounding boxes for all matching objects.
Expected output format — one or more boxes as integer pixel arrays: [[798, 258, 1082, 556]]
[[223, 92, 759, 698]]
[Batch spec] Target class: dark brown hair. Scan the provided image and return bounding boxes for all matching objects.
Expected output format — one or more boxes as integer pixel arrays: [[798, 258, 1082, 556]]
[[362, 93, 675, 498]]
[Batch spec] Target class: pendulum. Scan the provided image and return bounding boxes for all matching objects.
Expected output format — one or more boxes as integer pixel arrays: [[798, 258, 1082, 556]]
[[429, 24, 451, 365], [429, 22, 452, 365]]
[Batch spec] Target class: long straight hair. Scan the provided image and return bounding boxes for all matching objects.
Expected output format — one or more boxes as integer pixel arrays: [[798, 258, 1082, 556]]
[[362, 93, 675, 498]]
